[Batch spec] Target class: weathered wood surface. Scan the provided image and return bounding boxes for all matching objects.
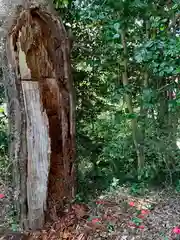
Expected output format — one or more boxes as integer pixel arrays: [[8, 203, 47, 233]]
[[22, 81, 51, 229], [1, 1, 75, 230]]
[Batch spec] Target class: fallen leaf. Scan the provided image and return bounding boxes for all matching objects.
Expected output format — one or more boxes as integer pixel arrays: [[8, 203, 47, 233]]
[[96, 200, 105, 205], [48, 228, 56, 238], [141, 209, 150, 215], [91, 218, 101, 224], [128, 222, 145, 230], [96, 200, 117, 207], [138, 225, 145, 229], [129, 201, 135, 207], [128, 222, 137, 228], [0, 194, 5, 199], [86, 221, 106, 231], [75, 233, 88, 240], [41, 230, 48, 240], [137, 214, 145, 219], [172, 227, 180, 234], [72, 203, 89, 219], [63, 229, 72, 239]]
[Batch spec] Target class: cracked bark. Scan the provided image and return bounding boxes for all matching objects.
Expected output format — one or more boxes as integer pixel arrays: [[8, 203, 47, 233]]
[[1, 1, 75, 230]]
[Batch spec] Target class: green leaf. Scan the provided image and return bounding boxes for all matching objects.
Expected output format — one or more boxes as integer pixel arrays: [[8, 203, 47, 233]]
[[160, 26, 165, 31], [175, 67, 180, 73], [132, 217, 143, 225], [135, 53, 143, 63], [126, 113, 137, 119], [145, 40, 153, 48], [114, 22, 120, 32], [11, 224, 18, 232], [165, 66, 174, 74], [0, 107, 4, 113], [176, 99, 180, 106], [113, 33, 120, 39]]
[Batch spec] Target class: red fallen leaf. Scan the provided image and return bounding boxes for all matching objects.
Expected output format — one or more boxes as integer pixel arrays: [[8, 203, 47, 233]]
[[137, 214, 145, 219], [128, 222, 145, 230], [141, 209, 150, 215], [173, 227, 180, 234], [96, 200, 105, 205], [129, 201, 135, 207], [0, 194, 5, 199], [128, 222, 137, 228], [138, 225, 145, 229], [91, 218, 101, 224]]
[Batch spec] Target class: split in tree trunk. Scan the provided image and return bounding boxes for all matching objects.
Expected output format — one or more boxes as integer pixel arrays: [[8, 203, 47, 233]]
[[4, 4, 75, 230]]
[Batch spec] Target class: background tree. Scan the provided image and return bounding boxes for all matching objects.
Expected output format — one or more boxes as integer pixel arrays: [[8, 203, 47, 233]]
[[64, 0, 180, 197]]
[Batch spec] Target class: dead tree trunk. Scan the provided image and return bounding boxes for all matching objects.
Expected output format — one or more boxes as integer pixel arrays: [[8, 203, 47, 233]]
[[1, 3, 75, 231]]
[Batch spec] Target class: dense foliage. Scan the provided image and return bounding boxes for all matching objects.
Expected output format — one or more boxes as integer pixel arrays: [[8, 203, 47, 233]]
[[53, 0, 180, 199]]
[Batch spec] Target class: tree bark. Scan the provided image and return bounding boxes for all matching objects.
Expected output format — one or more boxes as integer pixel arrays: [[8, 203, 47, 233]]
[[120, 29, 145, 172], [1, 1, 75, 231]]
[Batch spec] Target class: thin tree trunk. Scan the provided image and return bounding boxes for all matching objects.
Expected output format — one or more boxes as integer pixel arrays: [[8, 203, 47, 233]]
[[1, 1, 75, 230], [157, 78, 169, 129], [139, 20, 150, 152], [120, 29, 145, 172], [139, 70, 148, 148]]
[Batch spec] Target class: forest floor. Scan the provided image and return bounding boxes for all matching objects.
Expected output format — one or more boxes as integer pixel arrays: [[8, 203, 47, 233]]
[[1, 185, 180, 239], [80, 186, 180, 240]]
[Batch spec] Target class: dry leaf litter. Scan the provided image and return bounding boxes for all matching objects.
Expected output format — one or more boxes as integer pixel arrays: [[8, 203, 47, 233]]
[[1, 185, 180, 240]]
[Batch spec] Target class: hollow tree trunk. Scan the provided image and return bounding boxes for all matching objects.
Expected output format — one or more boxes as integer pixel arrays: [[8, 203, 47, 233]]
[[1, 1, 75, 231]]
